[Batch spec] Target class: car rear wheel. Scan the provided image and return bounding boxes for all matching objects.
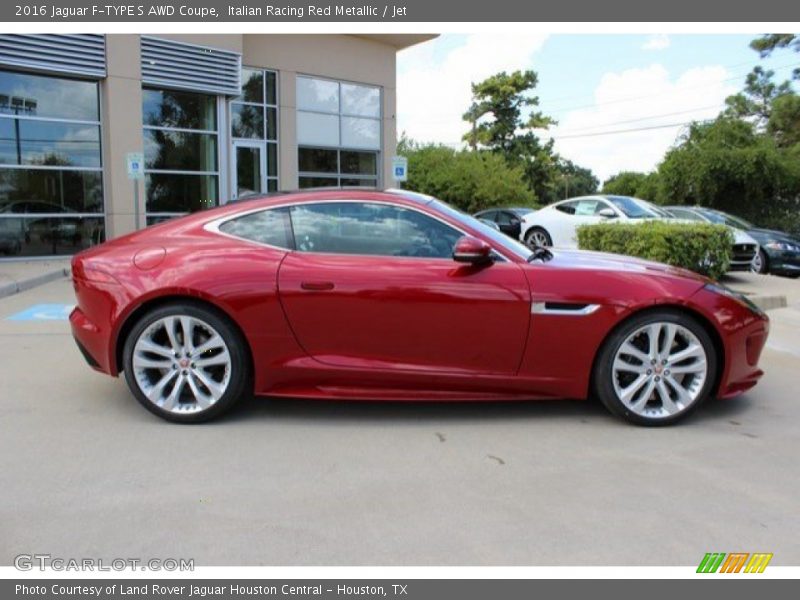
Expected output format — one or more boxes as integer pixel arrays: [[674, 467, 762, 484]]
[[525, 227, 552, 247], [593, 310, 717, 426], [751, 249, 769, 274], [122, 303, 250, 423]]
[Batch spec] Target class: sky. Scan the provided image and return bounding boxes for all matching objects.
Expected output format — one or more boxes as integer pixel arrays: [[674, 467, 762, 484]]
[[396, 34, 800, 184]]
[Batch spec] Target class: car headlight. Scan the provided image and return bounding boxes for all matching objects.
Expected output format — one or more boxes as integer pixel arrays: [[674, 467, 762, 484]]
[[764, 241, 800, 253], [704, 282, 764, 316]]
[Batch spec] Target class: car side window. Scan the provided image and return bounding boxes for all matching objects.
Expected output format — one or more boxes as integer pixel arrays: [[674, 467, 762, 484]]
[[669, 209, 702, 221], [593, 201, 614, 215], [496, 211, 517, 226], [479, 210, 497, 222], [290, 202, 463, 259], [218, 207, 293, 249], [574, 200, 601, 216], [555, 201, 577, 215]]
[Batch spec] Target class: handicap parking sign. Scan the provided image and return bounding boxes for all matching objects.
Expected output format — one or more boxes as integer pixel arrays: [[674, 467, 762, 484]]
[[6, 303, 74, 321], [391, 156, 408, 182]]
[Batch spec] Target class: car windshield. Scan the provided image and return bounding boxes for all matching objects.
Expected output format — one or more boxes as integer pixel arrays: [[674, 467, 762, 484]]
[[695, 209, 728, 225], [510, 207, 535, 217], [638, 200, 671, 218], [429, 199, 534, 260], [606, 196, 658, 219], [710, 210, 753, 230]]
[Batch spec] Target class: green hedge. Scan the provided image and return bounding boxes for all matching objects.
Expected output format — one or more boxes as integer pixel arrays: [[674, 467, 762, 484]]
[[576, 221, 734, 280]]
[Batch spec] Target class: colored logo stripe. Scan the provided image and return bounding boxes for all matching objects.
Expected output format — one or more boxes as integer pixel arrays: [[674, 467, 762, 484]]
[[697, 552, 773, 573]]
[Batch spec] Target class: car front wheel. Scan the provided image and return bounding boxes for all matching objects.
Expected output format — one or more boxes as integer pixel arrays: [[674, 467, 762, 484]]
[[594, 310, 717, 426], [751, 249, 769, 274], [122, 302, 250, 423]]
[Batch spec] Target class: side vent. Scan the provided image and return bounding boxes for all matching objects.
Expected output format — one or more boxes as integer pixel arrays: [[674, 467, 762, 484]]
[[532, 302, 601, 315]]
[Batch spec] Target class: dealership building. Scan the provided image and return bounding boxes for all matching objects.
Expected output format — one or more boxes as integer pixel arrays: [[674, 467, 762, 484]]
[[0, 33, 433, 258]]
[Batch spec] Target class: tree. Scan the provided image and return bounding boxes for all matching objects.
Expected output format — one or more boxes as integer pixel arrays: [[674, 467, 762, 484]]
[[750, 34, 800, 79], [554, 158, 599, 201], [767, 93, 800, 148], [724, 66, 792, 127], [462, 70, 554, 151], [657, 117, 800, 224], [601, 171, 660, 201], [397, 138, 535, 213]]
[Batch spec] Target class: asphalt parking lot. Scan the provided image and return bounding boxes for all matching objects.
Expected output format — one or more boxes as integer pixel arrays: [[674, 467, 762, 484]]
[[1, 275, 799, 566]]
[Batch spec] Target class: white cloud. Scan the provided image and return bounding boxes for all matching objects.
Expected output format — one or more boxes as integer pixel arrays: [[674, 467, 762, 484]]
[[397, 34, 549, 147], [550, 64, 737, 183], [642, 34, 671, 51]]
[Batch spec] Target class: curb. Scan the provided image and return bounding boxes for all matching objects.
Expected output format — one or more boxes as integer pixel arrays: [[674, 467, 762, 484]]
[[0, 268, 70, 300], [747, 295, 788, 312]]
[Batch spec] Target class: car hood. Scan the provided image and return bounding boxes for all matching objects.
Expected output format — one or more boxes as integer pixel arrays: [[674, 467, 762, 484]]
[[748, 228, 800, 245], [543, 248, 709, 283]]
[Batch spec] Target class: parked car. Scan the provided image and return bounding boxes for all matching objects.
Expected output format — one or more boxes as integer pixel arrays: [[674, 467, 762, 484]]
[[0, 218, 23, 255], [519, 195, 664, 247], [70, 189, 768, 427], [662, 206, 761, 272], [473, 207, 536, 239], [675, 209, 799, 278]]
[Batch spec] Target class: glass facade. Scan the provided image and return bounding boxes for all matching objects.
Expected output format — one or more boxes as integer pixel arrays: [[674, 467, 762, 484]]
[[143, 88, 219, 222], [230, 68, 279, 193], [297, 76, 380, 189], [0, 69, 104, 257]]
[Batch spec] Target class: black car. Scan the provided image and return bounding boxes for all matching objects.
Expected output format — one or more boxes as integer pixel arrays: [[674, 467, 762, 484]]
[[473, 207, 536, 240], [666, 206, 800, 278]]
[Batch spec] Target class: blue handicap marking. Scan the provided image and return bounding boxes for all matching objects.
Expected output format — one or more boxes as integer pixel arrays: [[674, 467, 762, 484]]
[[6, 303, 75, 321], [395, 167, 404, 176]]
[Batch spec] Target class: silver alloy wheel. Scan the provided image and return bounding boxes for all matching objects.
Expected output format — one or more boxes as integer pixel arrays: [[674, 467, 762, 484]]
[[751, 251, 763, 273], [131, 315, 232, 415], [611, 322, 708, 419], [527, 229, 550, 247]]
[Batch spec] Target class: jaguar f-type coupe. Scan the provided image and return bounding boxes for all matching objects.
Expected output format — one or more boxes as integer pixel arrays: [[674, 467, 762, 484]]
[[70, 189, 769, 425]]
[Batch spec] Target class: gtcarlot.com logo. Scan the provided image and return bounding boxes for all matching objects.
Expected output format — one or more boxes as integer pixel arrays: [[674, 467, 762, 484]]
[[14, 554, 194, 572], [697, 552, 773, 573]]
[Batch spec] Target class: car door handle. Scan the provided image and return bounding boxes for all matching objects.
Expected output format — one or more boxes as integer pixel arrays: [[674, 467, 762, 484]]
[[300, 281, 335, 291]]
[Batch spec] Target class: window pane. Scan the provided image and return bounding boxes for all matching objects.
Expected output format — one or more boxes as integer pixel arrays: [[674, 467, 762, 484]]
[[340, 151, 377, 175], [290, 202, 461, 258], [341, 116, 380, 149], [219, 207, 292, 248], [297, 112, 339, 147], [297, 77, 339, 113], [144, 130, 217, 172], [0, 119, 101, 168], [267, 143, 277, 177], [0, 70, 98, 121], [299, 176, 337, 189], [266, 107, 277, 141], [142, 89, 217, 130], [231, 104, 263, 139], [267, 179, 278, 192], [340, 178, 377, 188], [265, 71, 277, 105], [237, 68, 263, 103], [341, 83, 380, 118], [0, 168, 103, 213], [235, 146, 262, 197], [298, 148, 337, 173], [0, 216, 103, 257], [146, 173, 218, 213]]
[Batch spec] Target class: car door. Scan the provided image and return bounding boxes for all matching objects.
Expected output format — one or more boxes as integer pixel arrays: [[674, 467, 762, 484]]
[[568, 199, 610, 245], [496, 210, 522, 238], [277, 201, 531, 375]]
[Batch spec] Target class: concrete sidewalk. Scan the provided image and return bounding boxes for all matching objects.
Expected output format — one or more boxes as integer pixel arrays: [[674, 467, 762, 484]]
[[0, 259, 71, 299], [723, 271, 798, 311]]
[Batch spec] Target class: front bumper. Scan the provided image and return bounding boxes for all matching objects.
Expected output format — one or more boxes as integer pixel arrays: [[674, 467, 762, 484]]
[[717, 313, 770, 399]]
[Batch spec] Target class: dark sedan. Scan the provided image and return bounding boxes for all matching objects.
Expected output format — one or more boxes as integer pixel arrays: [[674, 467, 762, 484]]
[[473, 207, 536, 239]]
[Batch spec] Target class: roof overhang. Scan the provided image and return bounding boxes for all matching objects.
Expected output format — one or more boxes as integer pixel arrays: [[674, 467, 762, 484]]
[[350, 34, 439, 51]]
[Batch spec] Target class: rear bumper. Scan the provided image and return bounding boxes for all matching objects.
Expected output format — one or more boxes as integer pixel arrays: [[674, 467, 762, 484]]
[[70, 306, 113, 374]]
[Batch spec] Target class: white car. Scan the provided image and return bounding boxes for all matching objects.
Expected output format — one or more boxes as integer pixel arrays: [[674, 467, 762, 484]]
[[519, 195, 664, 247]]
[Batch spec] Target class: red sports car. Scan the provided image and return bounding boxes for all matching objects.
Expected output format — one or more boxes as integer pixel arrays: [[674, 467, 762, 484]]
[[70, 189, 769, 425]]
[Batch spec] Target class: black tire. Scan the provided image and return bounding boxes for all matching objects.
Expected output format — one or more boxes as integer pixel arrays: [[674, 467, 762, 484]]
[[524, 226, 552, 247], [122, 302, 251, 423], [752, 249, 769, 274], [593, 310, 718, 426]]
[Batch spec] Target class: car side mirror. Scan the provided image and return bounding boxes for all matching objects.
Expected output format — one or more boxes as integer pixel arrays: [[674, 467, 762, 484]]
[[598, 207, 617, 218], [453, 235, 493, 265]]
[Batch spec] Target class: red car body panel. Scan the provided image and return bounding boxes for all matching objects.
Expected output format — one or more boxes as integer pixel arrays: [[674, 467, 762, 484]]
[[69, 190, 769, 404]]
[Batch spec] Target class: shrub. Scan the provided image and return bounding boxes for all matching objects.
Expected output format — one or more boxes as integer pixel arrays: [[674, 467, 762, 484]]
[[576, 221, 734, 280]]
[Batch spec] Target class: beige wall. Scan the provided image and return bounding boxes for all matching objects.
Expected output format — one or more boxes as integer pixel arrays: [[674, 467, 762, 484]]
[[102, 34, 407, 238]]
